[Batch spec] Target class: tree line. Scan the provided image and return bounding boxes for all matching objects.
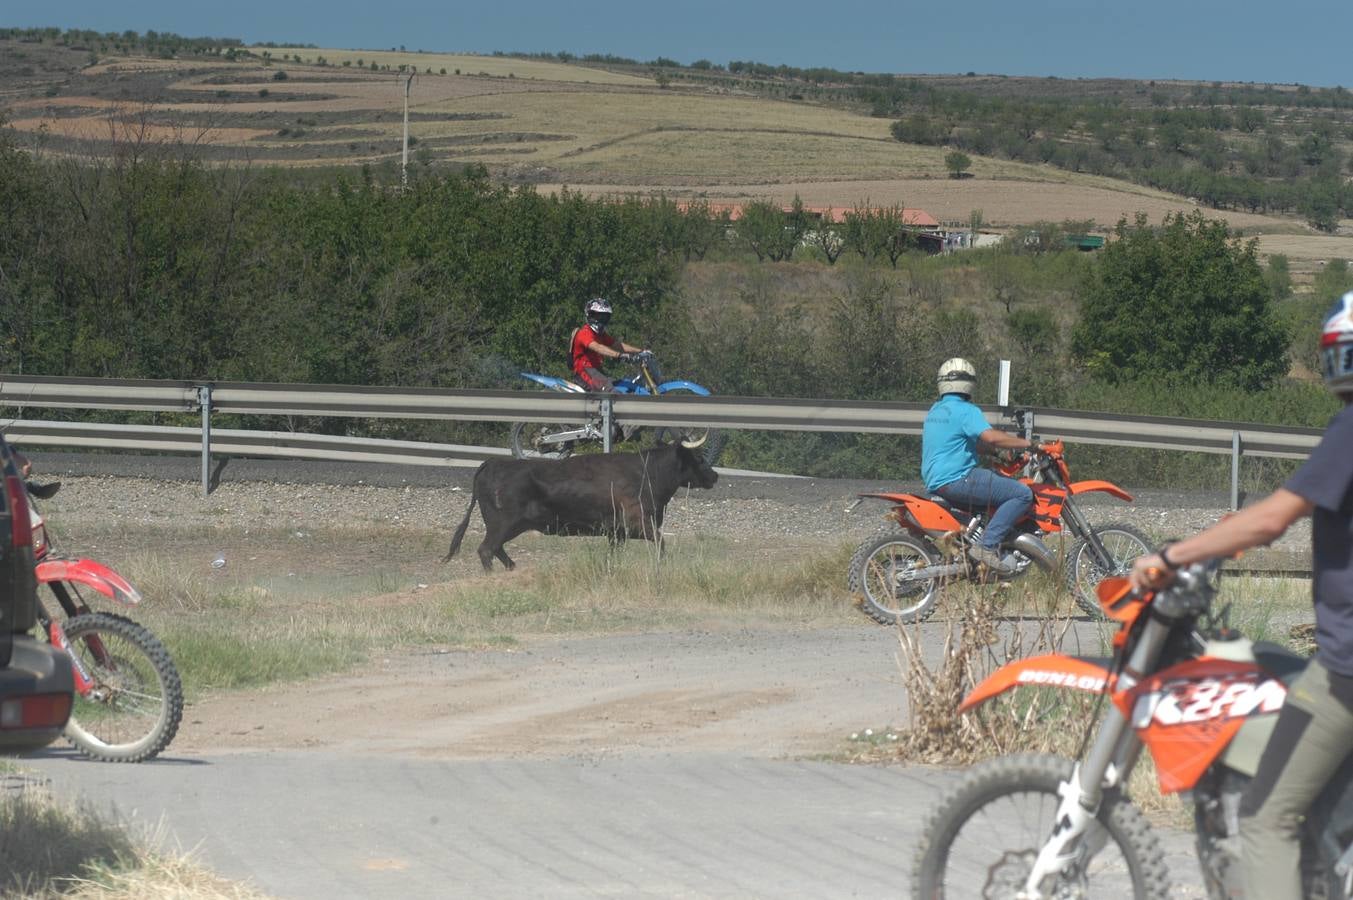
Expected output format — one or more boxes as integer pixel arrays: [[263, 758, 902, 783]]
[[1, 129, 1346, 484]]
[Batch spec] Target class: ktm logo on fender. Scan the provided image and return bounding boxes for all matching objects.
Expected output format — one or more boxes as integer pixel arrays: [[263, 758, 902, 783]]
[[1016, 669, 1106, 692], [1132, 676, 1286, 727]]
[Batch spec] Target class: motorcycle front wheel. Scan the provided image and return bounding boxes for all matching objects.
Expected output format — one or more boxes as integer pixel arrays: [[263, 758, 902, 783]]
[[846, 525, 941, 625], [1064, 523, 1153, 618], [651, 387, 725, 467], [510, 421, 579, 460], [61, 612, 183, 763], [912, 753, 1170, 899]]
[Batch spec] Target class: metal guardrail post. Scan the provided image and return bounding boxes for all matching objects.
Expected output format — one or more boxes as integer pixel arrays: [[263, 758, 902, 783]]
[[601, 396, 613, 453], [198, 385, 212, 496], [1230, 431, 1242, 510], [1020, 408, 1036, 442]]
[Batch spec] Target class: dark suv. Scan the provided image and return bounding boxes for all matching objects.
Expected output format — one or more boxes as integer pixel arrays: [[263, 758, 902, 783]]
[[0, 436, 73, 752]]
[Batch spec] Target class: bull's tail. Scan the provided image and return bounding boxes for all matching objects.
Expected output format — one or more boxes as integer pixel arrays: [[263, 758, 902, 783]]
[[443, 468, 483, 562]]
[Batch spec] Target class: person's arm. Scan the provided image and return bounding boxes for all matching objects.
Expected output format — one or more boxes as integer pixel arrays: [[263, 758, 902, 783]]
[[617, 340, 646, 354], [586, 339, 626, 360], [1129, 488, 1312, 590], [979, 428, 1033, 453]]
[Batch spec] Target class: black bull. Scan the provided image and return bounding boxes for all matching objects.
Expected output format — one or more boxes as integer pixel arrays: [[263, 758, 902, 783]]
[[443, 444, 719, 571]]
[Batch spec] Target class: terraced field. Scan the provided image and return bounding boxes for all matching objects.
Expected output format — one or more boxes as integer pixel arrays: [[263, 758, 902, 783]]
[[4, 40, 1350, 262]]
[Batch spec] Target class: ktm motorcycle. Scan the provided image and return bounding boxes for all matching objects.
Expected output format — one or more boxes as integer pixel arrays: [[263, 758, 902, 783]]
[[848, 441, 1148, 625], [913, 560, 1351, 899], [27, 480, 183, 762]]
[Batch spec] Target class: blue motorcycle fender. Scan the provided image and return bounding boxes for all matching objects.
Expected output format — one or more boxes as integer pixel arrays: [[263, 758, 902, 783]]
[[656, 381, 711, 396], [519, 372, 585, 393]]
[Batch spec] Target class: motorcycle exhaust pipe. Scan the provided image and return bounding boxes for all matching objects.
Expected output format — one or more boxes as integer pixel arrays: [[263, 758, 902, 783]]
[[1009, 533, 1057, 572]]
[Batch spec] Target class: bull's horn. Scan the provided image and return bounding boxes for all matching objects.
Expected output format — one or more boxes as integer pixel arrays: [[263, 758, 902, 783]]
[[680, 434, 707, 449]]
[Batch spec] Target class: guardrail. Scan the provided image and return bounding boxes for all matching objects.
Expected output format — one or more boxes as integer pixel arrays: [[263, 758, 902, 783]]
[[0, 374, 1322, 505]]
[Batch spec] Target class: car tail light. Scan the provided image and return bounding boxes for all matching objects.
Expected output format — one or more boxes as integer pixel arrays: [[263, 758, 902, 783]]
[[0, 693, 72, 729], [4, 475, 32, 549], [31, 522, 48, 559]]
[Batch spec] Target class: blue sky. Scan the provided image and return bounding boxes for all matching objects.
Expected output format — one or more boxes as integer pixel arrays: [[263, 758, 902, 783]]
[[9, 1, 1353, 88]]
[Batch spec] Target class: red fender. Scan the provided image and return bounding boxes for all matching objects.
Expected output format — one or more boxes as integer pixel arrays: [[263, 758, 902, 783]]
[[35, 558, 142, 606], [1069, 480, 1134, 503], [960, 654, 1112, 713]]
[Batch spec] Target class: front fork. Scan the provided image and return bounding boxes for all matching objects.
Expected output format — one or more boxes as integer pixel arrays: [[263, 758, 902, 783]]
[[1024, 614, 1172, 894], [1062, 495, 1117, 571], [35, 585, 102, 698]]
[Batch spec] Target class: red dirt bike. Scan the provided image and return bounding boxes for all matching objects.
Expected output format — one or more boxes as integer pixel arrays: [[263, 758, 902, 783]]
[[847, 441, 1149, 624], [912, 559, 1353, 899], [27, 480, 183, 762]]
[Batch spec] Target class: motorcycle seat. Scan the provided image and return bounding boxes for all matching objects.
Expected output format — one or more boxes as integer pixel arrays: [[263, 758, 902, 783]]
[[1254, 640, 1307, 687]]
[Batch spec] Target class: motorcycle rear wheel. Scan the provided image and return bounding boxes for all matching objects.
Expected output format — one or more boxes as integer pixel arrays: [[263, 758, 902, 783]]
[[912, 753, 1170, 899], [510, 421, 578, 460], [61, 612, 183, 763], [846, 525, 941, 625], [1064, 523, 1153, 618]]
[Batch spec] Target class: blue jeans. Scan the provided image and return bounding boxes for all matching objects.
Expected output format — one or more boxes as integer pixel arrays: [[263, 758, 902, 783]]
[[935, 468, 1034, 550]]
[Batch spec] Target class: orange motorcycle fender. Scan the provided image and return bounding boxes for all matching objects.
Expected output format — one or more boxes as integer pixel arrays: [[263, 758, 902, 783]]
[[1069, 480, 1134, 503], [960, 654, 1112, 713], [35, 558, 143, 606], [1114, 657, 1285, 794], [857, 492, 963, 533]]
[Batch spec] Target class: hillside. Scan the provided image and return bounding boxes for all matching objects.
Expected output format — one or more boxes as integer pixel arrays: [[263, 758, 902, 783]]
[[5, 33, 1351, 269]]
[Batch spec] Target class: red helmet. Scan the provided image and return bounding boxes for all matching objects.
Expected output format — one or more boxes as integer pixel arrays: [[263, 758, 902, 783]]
[[1320, 290, 1353, 397]]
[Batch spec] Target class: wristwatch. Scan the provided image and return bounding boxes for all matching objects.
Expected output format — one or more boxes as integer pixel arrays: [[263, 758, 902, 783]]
[[1158, 543, 1179, 570]]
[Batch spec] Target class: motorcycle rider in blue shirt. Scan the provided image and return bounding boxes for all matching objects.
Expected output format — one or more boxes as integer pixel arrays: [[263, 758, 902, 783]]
[[921, 358, 1036, 575]]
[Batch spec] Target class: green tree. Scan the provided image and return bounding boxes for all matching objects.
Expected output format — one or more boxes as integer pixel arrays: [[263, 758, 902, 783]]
[[1265, 253, 1292, 302], [944, 151, 972, 179], [1072, 212, 1286, 390]]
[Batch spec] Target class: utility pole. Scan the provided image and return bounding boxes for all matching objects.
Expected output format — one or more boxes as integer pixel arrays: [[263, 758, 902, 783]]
[[401, 71, 415, 190]]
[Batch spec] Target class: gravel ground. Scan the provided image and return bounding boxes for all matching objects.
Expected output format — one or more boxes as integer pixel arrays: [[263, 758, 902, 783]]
[[20, 450, 1312, 562]]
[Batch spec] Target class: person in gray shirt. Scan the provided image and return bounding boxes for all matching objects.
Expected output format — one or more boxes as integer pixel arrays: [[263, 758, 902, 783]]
[[1130, 289, 1353, 899]]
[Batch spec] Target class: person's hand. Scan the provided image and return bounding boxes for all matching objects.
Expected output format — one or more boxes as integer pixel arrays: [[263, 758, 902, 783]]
[[617, 352, 635, 363], [1129, 553, 1175, 593]]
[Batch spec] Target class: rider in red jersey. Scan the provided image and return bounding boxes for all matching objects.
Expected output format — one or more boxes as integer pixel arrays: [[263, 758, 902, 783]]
[[570, 298, 647, 392]]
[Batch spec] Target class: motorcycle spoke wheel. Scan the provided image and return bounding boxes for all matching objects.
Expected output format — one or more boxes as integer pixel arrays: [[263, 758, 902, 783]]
[[913, 754, 1170, 900], [62, 612, 183, 763], [1064, 523, 1153, 618], [510, 421, 577, 460], [846, 526, 940, 625], [652, 387, 725, 466]]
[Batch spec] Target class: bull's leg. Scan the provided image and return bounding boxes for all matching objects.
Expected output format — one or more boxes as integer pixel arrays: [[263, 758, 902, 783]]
[[475, 539, 499, 572], [480, 522, 534, 571]]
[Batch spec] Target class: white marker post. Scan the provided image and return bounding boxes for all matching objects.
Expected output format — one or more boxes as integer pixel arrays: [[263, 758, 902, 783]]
[[997, 359, 1011, 408]]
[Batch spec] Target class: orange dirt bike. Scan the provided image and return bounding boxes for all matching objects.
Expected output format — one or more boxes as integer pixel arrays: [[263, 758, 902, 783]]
[[912, 560, 1352, 899], [847, 441, 1149, 624]]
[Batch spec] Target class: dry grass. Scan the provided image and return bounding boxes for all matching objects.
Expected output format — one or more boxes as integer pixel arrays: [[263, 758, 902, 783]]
[[0, 789, 267, 899], [103, 531, 857, 700]]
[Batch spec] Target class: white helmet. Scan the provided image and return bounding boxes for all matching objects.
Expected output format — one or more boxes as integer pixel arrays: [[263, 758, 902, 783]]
[[584, 297, 612, 334], [1320, 290, 1353, 397], [937, 357, 977, 397]]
